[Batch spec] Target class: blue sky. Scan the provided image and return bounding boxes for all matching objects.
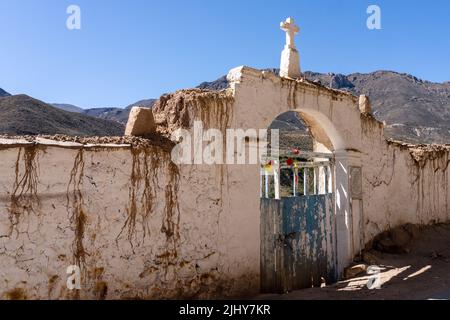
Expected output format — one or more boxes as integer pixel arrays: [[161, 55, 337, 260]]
[[0, 0, 449, 108]]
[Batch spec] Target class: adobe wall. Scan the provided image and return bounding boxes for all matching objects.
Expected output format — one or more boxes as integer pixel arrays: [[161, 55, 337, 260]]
[[360, 115, 450, 247], [0, 66, 449, 300], [0, 132, 260, 299]]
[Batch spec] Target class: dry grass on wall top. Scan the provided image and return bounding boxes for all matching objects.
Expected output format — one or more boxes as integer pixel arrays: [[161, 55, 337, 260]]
[[151, 89, 234, 209], [152, 89, 234, 136]]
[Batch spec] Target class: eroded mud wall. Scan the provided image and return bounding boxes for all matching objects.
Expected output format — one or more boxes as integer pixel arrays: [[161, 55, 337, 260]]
[[0, 137, 257, 299], [361, 114, 450, 245]]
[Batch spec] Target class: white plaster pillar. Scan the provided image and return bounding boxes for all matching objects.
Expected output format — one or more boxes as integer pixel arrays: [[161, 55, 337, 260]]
[[347, 152, 363, 256], [280, 46, 301, 79], [333, 149, 363, 277], [359, 95, 372, 114], [333, 150, 353, 277]]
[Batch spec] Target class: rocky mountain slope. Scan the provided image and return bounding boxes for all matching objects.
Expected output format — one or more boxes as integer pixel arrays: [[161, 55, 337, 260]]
[[52, 99, 156, 124], [198, 70, 450, 144], [0, 95, 124, 136], [0, 88, 11, 97], [51, 103, 84, 113]]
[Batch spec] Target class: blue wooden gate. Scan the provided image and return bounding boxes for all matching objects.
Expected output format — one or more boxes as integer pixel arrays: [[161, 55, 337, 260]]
[[260, 194, 337, 293]]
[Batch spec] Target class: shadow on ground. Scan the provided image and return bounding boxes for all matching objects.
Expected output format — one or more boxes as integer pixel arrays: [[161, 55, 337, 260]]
[[257, 223, 450, 300]]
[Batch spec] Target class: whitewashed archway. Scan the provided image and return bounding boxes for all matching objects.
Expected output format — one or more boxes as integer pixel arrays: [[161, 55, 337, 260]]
[[227, 66, 364, 279]]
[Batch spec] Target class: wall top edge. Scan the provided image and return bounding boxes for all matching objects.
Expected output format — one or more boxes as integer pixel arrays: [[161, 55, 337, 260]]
[[227, 65, 358, 101], [0, 137, 133, 149]]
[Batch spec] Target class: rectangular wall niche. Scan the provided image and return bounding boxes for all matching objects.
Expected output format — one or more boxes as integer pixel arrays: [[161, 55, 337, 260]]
[[349, 166, 363, 200]]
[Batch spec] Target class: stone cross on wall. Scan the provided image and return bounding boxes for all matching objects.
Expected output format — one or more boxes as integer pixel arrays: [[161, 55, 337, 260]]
[[281, 17, 299, 49], [279, 17, 301, 79]]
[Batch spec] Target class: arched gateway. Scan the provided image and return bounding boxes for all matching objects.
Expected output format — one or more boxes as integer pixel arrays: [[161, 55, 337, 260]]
[[226, 65, 366, 292], [222, 17, 370, 292]]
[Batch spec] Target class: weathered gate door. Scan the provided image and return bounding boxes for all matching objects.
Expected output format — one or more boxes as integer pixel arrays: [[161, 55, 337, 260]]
[[260, 157, 337, 293]]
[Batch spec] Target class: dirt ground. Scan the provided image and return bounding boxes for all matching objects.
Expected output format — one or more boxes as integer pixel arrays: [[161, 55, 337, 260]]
[[258, 223, 450, 300]]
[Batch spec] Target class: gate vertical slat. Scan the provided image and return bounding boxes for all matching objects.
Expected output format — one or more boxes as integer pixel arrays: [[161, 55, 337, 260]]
[[260, 198, 284, 293], [326, 194, 338, 282], [261, 194, 336, 293], [309, 196, 319, 287]]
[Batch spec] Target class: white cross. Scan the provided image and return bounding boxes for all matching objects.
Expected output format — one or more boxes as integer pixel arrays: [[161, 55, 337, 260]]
[[280, 17, 299, 49]]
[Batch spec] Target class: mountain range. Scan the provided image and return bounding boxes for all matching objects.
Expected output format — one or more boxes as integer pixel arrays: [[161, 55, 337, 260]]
[[0, 88, 11, 97], [52, 99, 156, 124], [0, 91, 157, 136], [0, 95, 124, 136], [199, 70, 450, 144], [1, 70, 449, 143]]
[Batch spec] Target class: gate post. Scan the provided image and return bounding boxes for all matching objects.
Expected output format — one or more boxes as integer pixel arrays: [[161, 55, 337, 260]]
[[333, 150, 354, 278]]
